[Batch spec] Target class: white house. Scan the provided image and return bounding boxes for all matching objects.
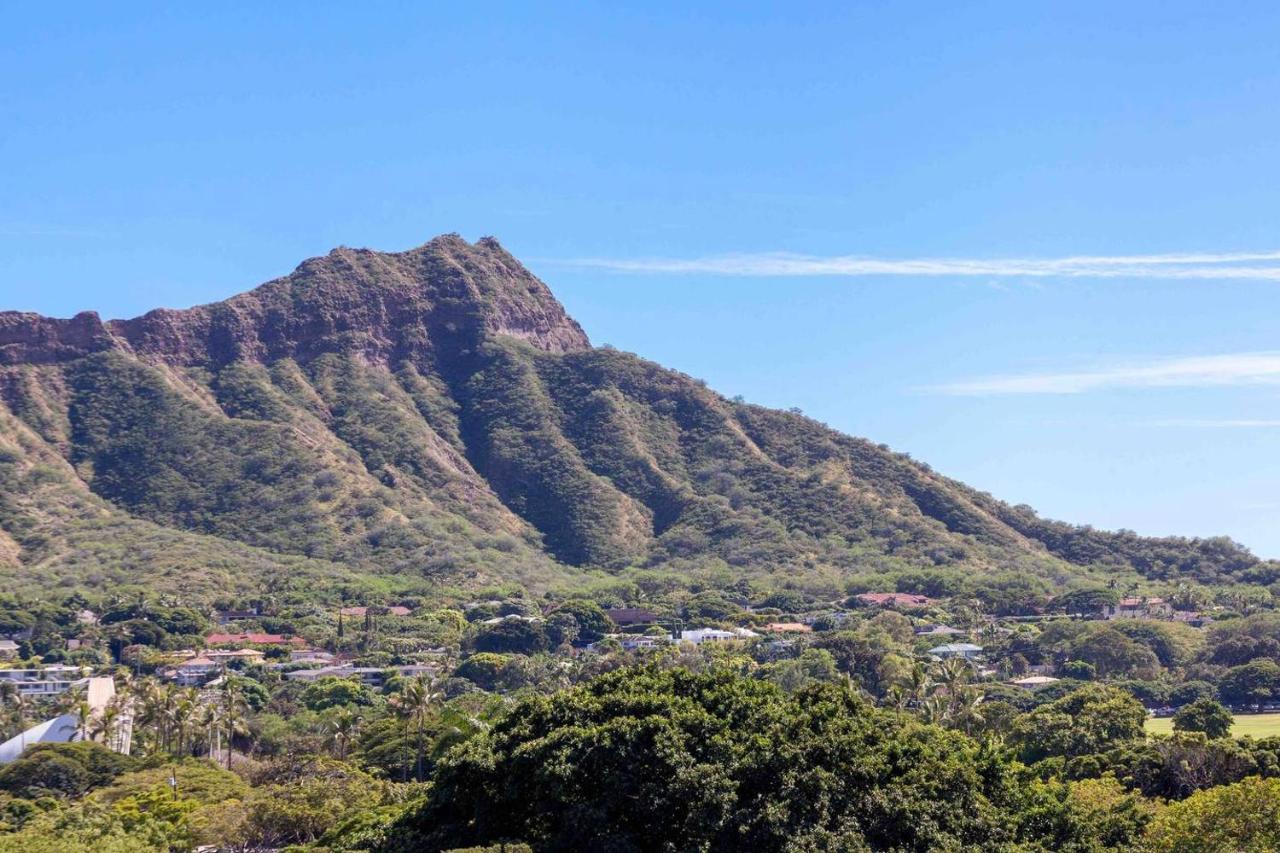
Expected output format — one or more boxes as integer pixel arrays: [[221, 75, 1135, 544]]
[[290, 649, 336, 664], [680, 628, 757, 645], [927, 643, 984, 661], [0, 665, 90, 697], [167, 656, 220, 687], [619, 634, 672, 651]]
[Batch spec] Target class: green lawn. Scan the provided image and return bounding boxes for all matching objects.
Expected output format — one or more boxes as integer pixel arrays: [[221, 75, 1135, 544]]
[[1146, 713, 1280, 738]]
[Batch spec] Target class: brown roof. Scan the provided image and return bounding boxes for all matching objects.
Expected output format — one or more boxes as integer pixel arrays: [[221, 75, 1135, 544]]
[[606, 608, 659, 624]]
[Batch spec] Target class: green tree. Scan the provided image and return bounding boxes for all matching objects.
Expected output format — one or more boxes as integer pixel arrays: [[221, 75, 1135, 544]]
[[301, 677, 376, 712], [1145, 776, 1280, 852], [1173, 698, 1234, 739], [1220, 659, 1280, 710], [390, 675, 442, 781], [550, 600, 612, 642], [1011, 684, 1146, 762], [473, 618, 549, 655], [382, 666, 1093, 852]]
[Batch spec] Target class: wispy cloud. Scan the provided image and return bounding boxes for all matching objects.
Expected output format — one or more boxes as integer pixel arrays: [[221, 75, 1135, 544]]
[[1146, 419, 1280, 428], [929, 352, 1280, 396], [560, 250, 1280, 281]]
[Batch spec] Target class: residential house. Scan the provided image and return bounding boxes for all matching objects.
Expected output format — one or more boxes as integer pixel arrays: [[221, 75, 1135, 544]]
[[606, 608, 659, 627], [619, 634, 672, 651], [205, 632, 306, 648], [166, 656, 220, 687], [205, 648, 265, 665], [927, 643, 984, 661], [285, 663, 438, 686], [290, 649, 336, 664], [1103, 598, 1174, 620], [1010, 675, 1060, 688], [679, 628, 759, 645], [215, 608, 260, 625], [0, 665, 90, 697], [0, 640, 18, 660]]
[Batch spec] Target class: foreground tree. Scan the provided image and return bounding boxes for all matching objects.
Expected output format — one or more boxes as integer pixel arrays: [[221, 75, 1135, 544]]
[[1144, 776, 1280, 852], [379, 666, 1098, 852], [1173, 698, 1234, 739]]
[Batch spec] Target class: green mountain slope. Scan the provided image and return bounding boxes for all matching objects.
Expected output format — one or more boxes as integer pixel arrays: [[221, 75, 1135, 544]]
[[0, 235, 1269, 603]]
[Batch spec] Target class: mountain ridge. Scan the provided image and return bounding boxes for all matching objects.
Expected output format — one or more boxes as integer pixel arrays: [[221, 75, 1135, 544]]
[[0, 234, 1269, 606], [0, 235, 590, 369]]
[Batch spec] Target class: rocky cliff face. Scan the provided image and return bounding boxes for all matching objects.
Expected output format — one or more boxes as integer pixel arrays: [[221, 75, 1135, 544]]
[[1, 235, 590, 369]]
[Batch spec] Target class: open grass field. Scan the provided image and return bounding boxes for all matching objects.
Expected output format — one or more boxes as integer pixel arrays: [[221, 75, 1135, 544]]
[[1146, 713, 1280, 738]]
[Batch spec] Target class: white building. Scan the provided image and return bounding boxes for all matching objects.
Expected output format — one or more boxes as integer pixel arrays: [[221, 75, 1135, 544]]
[[680, 628, 757, 645], [927, 643, 984, 661], [0, 665, 90, 697], [166, 656, 220, 687]]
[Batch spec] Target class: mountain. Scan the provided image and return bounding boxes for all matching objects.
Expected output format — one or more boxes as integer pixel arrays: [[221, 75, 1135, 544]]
[[0, 235, 1268, 605]]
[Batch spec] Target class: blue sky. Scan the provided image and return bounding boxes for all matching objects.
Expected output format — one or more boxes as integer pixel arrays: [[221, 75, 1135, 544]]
[[4, 3, 1280, 554]]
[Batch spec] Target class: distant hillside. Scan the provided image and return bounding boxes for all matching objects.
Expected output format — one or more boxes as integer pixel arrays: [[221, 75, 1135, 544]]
[[0, 235, 1269, 603]]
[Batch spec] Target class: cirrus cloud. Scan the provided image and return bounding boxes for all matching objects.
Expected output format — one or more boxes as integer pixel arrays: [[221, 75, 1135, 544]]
[[559, 249, 1280, 280], [928, 352, 1280, 396]]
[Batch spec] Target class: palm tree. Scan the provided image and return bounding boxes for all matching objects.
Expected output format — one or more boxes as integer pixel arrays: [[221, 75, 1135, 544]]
[[391, 676, 442, 781], [75, 700, 92, 742], [132, 678, 167, 754], [325, 707, 363, 760], [194, 703, 220, 759], [431, 706, 488, 762], [168, 692, 197, 756], [0, 682, 24, 742], [220, 682, 250, 770], [931, 657, 973, 718], [905, 661, 931, 709], [93, 697, 123, 750]]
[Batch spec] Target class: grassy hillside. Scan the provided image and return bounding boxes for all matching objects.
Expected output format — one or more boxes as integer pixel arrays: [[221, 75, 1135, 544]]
[[0, 235, 1272, 605]]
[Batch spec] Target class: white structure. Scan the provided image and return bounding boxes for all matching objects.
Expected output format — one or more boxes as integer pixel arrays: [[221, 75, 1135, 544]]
[[680, 628, 757, 645], [0, 665, 90, 697], [291, 649, 336, 664], [205, 648, 265, 664], [285, 663, 439, 686], [619, 634, 672, 651], [0, 640, 18, 659], [0, 713, 81, 763], [170, 656, 220, 686], [1010, 675, 1060, 688], [928, 643, 984, 661], [0, 676, 127, 764]]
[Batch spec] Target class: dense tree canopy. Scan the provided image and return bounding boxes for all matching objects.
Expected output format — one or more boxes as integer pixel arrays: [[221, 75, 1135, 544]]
[[382, 666, 1099, 852]]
